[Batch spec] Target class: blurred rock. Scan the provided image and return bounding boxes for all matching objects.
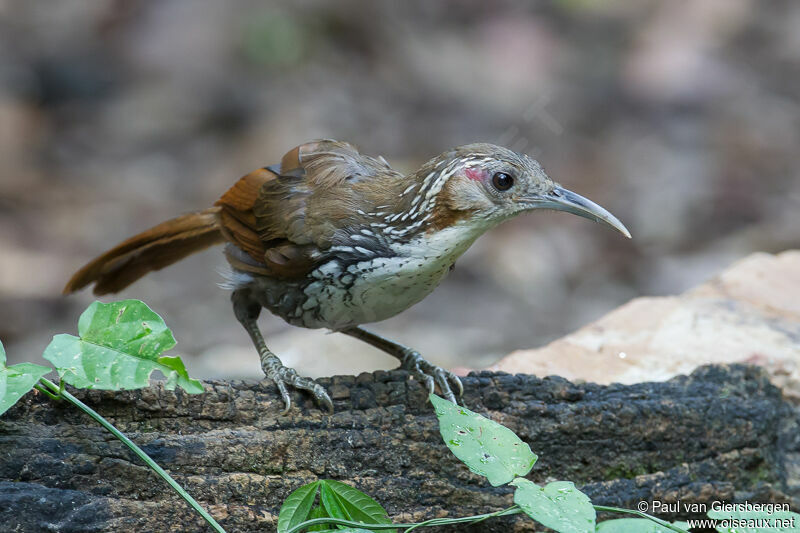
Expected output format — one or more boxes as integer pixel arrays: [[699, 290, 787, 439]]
[[490, 250, 800, 400], [2, 0, 800, 382]]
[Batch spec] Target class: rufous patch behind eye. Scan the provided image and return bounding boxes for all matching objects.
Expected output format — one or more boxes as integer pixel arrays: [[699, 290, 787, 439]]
[[465, 167, 487, 181]]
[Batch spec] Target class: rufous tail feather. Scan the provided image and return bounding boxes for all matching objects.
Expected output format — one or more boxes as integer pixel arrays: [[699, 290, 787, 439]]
[[63, 206, 225, 295]]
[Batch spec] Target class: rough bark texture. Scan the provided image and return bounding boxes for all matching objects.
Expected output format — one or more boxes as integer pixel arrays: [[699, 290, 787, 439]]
[[1, 365, 798, 532]]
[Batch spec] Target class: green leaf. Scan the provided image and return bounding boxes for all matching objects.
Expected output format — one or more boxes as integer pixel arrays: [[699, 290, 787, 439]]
[[307, 505, 330, 532], [157, 356, 204, 394], [319, 480, 394, 533], [277, 481, 320, 533], [42, 300, 203, 394], [708, 507, 800, 533], [313, 530, 374, 533], [596, 518, 687, 533], [430, 394, 537, 486], [511, 478, 596, 533], [0, 340, 52, 416]]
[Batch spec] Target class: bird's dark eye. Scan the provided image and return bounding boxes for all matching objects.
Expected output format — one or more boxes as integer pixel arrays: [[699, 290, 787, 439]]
[[492, 172, 514, 191]]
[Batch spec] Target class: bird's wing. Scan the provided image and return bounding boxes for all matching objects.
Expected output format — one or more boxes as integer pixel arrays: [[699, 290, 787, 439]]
[[215, 140, 398, 280]]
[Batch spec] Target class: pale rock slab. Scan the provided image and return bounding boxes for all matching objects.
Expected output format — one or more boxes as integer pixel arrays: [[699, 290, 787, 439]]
[[489, 250, 800, 399]]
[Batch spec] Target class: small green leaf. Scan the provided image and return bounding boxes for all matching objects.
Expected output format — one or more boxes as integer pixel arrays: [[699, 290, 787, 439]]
[[512, 478, 596, 533], [430, 394, 537, 486], [319, 480, 394, 532], [42, 300, 203, 394], [277, 481, 320, 533], [157, 356, 204, 394], [596, 518, 687, 533], [0, 340, 52, 417], [708, 507, 800, 533]]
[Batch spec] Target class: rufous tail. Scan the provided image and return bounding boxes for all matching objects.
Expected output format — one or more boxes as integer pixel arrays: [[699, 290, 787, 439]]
[[63, 206, 225, 295]]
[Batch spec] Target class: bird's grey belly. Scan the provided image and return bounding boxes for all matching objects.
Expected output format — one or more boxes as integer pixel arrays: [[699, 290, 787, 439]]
[[242, 255, 454, 330]]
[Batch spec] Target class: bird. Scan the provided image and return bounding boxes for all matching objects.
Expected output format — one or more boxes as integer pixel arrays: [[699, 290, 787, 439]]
[[64, 140, 630, 413]]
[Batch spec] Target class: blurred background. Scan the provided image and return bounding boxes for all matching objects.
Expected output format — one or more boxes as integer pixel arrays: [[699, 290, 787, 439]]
[[1, 0, 799, 379]]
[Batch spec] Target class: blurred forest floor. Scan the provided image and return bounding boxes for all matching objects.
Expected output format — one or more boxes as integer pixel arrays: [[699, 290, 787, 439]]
[[1, 1, 798, 379]]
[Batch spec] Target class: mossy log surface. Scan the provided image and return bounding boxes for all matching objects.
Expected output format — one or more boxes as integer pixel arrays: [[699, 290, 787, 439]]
[[1, 364, 798, 532]]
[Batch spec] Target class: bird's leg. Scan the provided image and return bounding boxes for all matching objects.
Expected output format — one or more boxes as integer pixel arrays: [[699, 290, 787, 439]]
[[232, 289, 333, 414], [340, 326, 463, 404]]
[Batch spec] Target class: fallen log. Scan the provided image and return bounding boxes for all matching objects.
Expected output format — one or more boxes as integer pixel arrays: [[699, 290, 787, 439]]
[[1, 364, 798, 532]]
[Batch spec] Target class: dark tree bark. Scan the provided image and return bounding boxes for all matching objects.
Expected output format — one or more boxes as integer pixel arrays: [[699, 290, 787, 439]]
[[1, 364, 798, 532]]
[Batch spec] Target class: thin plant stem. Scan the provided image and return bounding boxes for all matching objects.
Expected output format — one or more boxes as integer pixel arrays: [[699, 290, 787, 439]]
[[594, 505, 690, 533], [403, 505, 521, 532], [33, 383, 61, 401], [39, 378, 226, 533], [286, 518, 405, 532], [288, 502, 691, 533], [286, 506, 522, 533]]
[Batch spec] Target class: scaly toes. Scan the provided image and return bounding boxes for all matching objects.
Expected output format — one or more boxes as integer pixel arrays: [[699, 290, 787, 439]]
[[290, 376, 334, 414], [430, 366, 460, 404], [401, 350, 461, 404], [262, 355, 333, 414], [446, 368, 464, 398]]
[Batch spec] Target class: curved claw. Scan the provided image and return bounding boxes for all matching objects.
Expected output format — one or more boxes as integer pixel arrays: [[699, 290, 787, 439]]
[[431, 367, 459, 404], [262, 353, 333, 414], [451, 372, 464, 398], [319, 395, 334, 414], [292, 376, 334, 414], [416, 365, 436, 395], [432, 366, 464, 400], [273, 378, 292, 415], [401, 350, 462, 404]]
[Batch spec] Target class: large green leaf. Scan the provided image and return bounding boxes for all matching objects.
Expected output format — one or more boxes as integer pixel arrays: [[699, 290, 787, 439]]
[[304, 506, 375, 533], [42, 300, 203, 394], [0, 339, 51, 416], [596, 518, 689, 533], [313, 530, 374, 533], [319, 480, 394, 533], [306, 505, 330, 532], [278, 481, 320, 533], [708, 507, 800, 533], [430, 394, 536, 486], [512, 478, 596, 533], [278, 480, 393, 533]]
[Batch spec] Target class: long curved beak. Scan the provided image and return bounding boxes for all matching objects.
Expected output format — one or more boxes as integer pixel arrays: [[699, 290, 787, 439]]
[[525, 186, 631, 238]]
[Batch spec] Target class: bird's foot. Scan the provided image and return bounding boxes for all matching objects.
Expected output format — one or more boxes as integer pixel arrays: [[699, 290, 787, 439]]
[[400, 350, 463, 404], [261, 353, 333, 414]]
